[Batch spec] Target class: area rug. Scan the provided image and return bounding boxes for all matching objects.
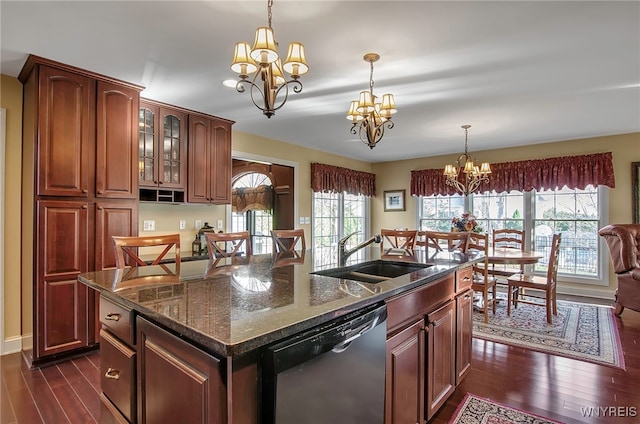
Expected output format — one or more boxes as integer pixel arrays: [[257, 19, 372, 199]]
[[449, 393, 563, 424], [472, 296, 625, 369]]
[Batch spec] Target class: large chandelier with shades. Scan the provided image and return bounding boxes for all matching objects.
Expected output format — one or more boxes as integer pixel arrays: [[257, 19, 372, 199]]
[[443, 125, 491, 196], [230, 0, 309, 118], [346, 53, 397, 149]]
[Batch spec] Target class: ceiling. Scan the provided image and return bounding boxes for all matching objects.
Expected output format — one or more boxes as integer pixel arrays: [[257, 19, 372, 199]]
[[1, 1, 639, 163]]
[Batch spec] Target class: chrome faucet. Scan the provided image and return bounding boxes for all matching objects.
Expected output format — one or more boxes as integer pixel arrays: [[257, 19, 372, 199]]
[[338, 231, 382, 267]]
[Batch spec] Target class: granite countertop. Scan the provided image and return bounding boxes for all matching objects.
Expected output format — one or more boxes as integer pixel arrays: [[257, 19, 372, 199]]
[[79, 248, 477, 357]]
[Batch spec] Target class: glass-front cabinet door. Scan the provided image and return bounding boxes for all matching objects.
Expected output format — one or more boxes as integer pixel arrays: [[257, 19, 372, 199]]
[[139, 100, 187, 191]]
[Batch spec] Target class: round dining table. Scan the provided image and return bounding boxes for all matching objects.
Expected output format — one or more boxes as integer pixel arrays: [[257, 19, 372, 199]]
[[487, 247, 544, 265]]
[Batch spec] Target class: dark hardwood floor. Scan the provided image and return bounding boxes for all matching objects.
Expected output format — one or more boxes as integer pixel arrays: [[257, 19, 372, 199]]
[[2, 298, 639, 424]]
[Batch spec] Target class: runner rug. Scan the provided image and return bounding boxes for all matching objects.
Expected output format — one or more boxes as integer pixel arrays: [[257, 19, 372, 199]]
[[472, 296, 625, 369], [449, 393, 564, 424]]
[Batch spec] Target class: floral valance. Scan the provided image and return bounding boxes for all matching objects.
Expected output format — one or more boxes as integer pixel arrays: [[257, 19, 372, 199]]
[[411, 152, 615, 196], [231, 185, 273, 212], [311, 163, 376, 197]]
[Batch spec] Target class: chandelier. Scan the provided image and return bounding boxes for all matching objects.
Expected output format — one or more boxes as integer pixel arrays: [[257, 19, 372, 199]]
[[443, 125, 491, 196], [230, 0, 309, 118], [346, 53, 397, 149]]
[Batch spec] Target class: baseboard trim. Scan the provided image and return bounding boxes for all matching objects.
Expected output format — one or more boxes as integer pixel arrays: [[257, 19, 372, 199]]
[[557, 286, 616, 301], [1, 335, 22, 356]]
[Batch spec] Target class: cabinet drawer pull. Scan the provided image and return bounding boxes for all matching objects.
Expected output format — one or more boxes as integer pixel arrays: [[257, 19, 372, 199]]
[[105, 313, 121, 321], [462, 276, 471, 281], [105, 368, 120, 380], [82, 189, 88, 194]]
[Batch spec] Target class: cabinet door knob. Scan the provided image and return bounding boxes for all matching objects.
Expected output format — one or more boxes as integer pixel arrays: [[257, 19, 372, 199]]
[[462, 275, 471, 281], [82, 189, 88, 194], [105, 313, 121, 321], [105, 368, 120, 380], [97, 190, 104, 194]]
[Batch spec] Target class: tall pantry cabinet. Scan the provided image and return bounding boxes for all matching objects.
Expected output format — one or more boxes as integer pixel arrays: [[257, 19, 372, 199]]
[[19, 55, 141, 367]]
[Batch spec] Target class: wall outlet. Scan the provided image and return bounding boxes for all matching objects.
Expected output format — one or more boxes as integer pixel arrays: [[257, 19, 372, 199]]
[[143, 220, 155, 231], [217, 219, 224, 229], [195, 219, 202, 229], [179, 220, 186, 230]]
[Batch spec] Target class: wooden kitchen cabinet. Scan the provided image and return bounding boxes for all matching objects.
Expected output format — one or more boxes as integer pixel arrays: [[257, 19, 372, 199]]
[[35, 200, 89, 358], [425, 300, 456, 421], [19, 55, 142, 366], [138, 99, 187, 201], [188, 112, 233, 204], [385, 319, 425, 424], [385, 268, 473, 423], [137, 316, 227, 424], [456, 289, 473, 384]]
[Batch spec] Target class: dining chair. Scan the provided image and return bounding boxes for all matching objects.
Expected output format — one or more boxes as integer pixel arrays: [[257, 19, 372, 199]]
[[490, 228, 526, 277], [465, 232, 497, 323], [112, 234, 181, 270], [271, 229, 306, 253], [417, 230, 470, 257], [204, 231, 252, 258], [507, 233, 561, 324], [380, 229, 418, 257]]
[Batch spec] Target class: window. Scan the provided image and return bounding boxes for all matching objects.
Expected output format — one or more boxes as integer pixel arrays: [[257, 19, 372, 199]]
[[231, 173, 273, 254], [313, 192, 369, 269], [417, 185, 607, 284]]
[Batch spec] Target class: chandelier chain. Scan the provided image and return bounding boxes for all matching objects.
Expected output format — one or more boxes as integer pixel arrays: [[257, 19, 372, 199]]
[[369, 60, 375, 93], [267, 0, 273, 28]]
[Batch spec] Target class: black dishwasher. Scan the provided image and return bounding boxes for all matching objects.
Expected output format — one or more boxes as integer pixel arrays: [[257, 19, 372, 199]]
[[261, 303, 387, 424]]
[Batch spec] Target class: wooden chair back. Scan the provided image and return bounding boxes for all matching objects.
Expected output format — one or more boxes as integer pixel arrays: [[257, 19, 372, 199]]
[[491, 228, 526, 278], [418, 231, 470, 255], [112, 234, 181, 269], [380, 229, 418, 256], [271, 229, 306, 253], [493, 228, 525, 250], [204, 231, 252, 258]]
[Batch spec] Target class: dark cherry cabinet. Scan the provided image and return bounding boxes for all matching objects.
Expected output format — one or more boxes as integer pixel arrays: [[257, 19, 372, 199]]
[[138, 99, 188, 193], [456, 289, 473, 384], [385, 319, 425, 424], [20, 55, 141, 366], [385, 268, 473, 424], [425, 300, 456, 421], [188, 113, 233, 204], [137, 317, 227, 424], [34, 66, 93, 197], [36, 200, 89, 357], [96, 81, 139, 199]]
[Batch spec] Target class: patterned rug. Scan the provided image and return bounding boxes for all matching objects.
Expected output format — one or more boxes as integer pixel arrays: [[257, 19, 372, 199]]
[[472, 296, 625, 369], [449, 393, 563, 424]]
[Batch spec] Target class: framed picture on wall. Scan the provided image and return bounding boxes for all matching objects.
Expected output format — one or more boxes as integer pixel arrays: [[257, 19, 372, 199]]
[[384, 190, 406, 212], [633, 161, 640, 224]]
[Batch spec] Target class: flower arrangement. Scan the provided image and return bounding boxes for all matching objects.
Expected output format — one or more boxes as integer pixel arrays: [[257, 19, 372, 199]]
[[451, 212, 483, 233]]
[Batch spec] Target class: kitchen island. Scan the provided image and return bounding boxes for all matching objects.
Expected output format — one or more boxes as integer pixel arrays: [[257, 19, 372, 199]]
[[78, 249, 479, 424]]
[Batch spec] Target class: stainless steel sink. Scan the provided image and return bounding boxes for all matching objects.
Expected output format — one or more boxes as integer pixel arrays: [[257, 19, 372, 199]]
[[311, 260, 432, 284]]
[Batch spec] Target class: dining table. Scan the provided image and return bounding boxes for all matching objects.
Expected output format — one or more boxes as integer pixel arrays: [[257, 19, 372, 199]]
[[486, 247, 545, 267]]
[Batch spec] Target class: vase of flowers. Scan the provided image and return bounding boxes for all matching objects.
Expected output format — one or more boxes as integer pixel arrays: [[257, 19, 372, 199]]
[[451, 212, 483, 233]]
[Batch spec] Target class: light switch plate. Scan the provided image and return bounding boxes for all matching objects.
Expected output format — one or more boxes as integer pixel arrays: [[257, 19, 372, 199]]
[[217, 219, 224, 229], [143, 220, 155, 231], [179, 220, 186, 230], [304, 217, 310, 224], [299, 217, 305, 224], [195, 219, 202, 229]]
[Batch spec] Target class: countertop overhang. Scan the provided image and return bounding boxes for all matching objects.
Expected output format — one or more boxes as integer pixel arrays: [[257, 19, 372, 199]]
[[79, 249, 479, 357]]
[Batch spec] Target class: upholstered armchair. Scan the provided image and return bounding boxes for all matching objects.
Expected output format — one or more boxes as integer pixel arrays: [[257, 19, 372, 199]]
[[598, 224, 640, 315]]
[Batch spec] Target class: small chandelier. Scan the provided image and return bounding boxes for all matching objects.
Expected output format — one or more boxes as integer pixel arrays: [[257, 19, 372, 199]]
[[443, 125, 491, 196], [346, 53, 397, 149], [230, 0, 309, 118]]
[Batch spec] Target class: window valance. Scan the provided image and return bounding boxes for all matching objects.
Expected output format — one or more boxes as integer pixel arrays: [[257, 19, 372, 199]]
[[231, 185, 273, 212], [411, 152, 615, 196], [311, 163, 376, 197]]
